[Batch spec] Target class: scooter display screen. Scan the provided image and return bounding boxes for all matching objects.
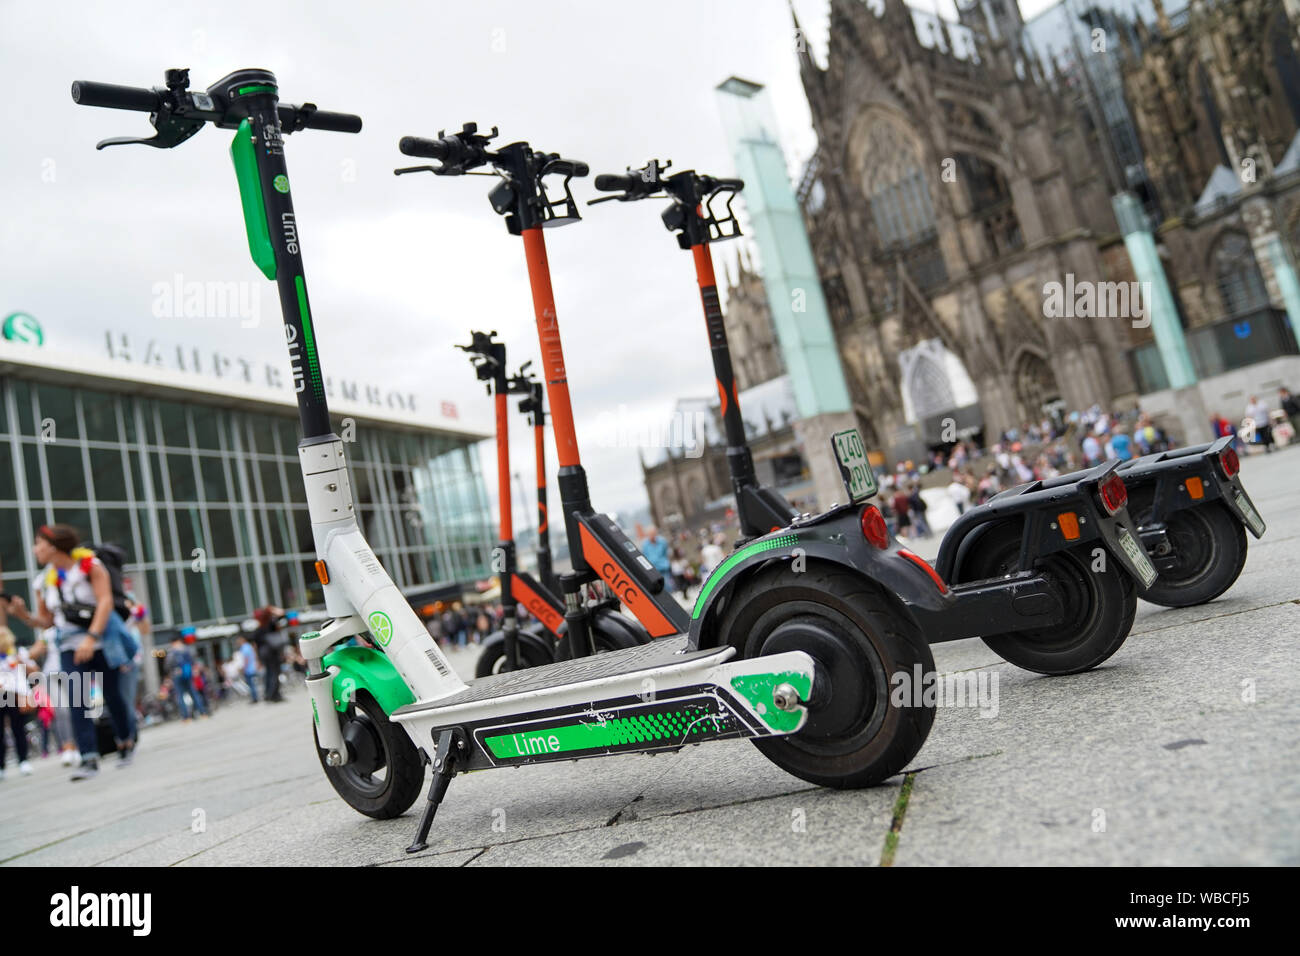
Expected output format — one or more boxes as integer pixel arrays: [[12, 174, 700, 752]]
[[832, 428, 877, 502]]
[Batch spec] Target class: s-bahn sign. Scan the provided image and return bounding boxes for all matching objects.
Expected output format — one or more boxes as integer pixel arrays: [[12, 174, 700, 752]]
[[2, 312, 44, 346]]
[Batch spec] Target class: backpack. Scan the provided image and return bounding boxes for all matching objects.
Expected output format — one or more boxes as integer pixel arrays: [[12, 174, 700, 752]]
[[84, 542, 132, 620]]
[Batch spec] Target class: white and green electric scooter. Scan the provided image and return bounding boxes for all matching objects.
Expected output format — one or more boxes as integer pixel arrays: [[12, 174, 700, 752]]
[[74, 68, 935, 853]]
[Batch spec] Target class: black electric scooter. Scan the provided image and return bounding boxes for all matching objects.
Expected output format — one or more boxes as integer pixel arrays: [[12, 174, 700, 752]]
[[586, 160, 1156, 675], [458, 330, 648, 675]]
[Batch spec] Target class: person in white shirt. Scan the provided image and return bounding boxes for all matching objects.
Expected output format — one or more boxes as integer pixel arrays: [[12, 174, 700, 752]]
[[947, 477, 972, 515], [699, 533, 726, 577], [1245, 395, 1274, 453]]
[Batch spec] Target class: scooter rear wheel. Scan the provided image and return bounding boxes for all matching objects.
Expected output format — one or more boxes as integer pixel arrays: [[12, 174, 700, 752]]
[[957, 520, 1136, 674], [1127, 492, 1247, 607], [315, 693, 424, 819], [713, 562, 935, 789]]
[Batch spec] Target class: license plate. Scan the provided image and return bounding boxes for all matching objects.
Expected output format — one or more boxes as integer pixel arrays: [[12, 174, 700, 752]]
[[832, 428, 877, 502], [1118, 527, 1158, 588], [1234, 491, 1266, 536]]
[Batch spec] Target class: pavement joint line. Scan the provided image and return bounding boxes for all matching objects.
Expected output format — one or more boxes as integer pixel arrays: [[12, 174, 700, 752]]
[[391, 782, 828, 860], [459, 847, 489, 867], [0, 826, 99, 865], [1, 790, 198, 865], [166, 808, 290, 867], [906, 750, 1005, 775], [1129, 596, 1300, 637], [879, 772, 917, 868]]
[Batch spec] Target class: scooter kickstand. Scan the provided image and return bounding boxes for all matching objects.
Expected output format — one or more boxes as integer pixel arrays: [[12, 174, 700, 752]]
[[406, 729, 464, 854]]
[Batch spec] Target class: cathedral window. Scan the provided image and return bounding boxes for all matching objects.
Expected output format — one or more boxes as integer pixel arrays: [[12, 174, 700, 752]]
[[862, 121, 939, 248], [1213, 232, 1268, 318]]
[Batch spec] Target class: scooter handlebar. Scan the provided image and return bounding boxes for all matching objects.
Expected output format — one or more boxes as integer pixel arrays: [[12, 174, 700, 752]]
[[594, 172, 636, 192], [543, 157, 588, 178], [71, 80, 162, 112], [74, 79, 362, 134], [701, 175, 744, 192], [398, 135, 449, 160], [294, 107, 362, 133]]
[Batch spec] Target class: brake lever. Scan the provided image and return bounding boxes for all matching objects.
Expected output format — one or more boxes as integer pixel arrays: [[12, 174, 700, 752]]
[[96, 102, 204, 150]]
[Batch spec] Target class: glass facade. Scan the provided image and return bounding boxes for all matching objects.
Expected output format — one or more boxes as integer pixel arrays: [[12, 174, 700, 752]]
[[0, 374, 493, 643]]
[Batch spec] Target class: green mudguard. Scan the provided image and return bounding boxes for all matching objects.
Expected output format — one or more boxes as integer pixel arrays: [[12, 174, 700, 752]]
[[322, 645, 415, 715]]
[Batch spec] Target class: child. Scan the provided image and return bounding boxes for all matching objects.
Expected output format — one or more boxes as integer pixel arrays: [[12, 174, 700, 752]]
[[0, 626, 35, 778]]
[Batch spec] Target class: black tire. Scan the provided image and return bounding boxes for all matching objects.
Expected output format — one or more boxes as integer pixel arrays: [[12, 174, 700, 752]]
[[474, 624, 555, 677], [315, 692, 424, 819], [956, 519, 1137, 675], [591, 606, 652, 648], [1127, 491, 1247, 608], [713, 561, 935, 789]]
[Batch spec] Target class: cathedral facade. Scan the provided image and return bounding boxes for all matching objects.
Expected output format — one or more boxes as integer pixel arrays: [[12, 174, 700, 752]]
[[792, 0, 1300, 460]]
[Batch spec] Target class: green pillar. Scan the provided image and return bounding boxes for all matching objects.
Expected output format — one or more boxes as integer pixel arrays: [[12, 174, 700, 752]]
[[715, 77, 852, 418], [1111, 192, 1196, 389], [1263, 236, 1300, 350], [715, 77, 861, 509]]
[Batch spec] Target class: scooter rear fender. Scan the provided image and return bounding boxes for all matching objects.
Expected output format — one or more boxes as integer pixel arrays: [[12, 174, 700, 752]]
[[935, 460, 1154, 587], [688, 506, 952, 645], [1116, 436, 1265, 538]]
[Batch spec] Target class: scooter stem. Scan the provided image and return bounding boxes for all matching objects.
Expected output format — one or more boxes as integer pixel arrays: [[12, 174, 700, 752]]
[[232, 83, 462, 706], [496, 389, 513, 542], [522, 227, 582, 470], [690, 243, 763, 500]]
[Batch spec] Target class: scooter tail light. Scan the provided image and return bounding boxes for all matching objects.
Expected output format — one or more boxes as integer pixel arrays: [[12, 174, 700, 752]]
[[860, 504, 889, 549], [1218, 447, 1240, 479], [1098, 473, 1128, 516]]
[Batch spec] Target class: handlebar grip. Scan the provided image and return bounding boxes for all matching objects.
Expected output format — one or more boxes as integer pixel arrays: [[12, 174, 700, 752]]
[[70, 80, 161, 112], [594, 172, 635, 192], [547, 158, 589, 178], [300, 109, 362, 133], [710, 176, 744, 191], [399, 135, 449, 159]]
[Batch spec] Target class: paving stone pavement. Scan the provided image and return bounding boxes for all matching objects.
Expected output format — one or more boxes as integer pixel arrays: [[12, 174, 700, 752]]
[[2, 450, 1295, 866]]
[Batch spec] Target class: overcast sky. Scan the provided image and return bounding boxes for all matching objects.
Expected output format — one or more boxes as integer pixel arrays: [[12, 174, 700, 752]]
[[0, 0, 1050, 525]]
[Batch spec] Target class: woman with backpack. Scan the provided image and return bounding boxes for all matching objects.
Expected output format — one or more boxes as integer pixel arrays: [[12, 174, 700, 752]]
[[5, 524, 136, 779]]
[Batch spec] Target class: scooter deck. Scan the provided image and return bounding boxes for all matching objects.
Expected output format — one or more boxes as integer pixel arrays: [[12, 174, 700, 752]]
[[390, 635, 815, 772], [393, 636, 720, 714]]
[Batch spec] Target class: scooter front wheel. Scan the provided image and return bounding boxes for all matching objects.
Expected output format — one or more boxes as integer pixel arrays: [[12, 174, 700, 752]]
[[475, 623, 556, 676], [957, 520, 1136, 675], [1127, 493, 1247, 607], [714, 562, 935, 789], [315, 693, 424, 819]]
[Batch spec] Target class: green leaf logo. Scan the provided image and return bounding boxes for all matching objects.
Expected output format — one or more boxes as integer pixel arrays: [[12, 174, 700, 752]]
[[273, 174, 290, 194]]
